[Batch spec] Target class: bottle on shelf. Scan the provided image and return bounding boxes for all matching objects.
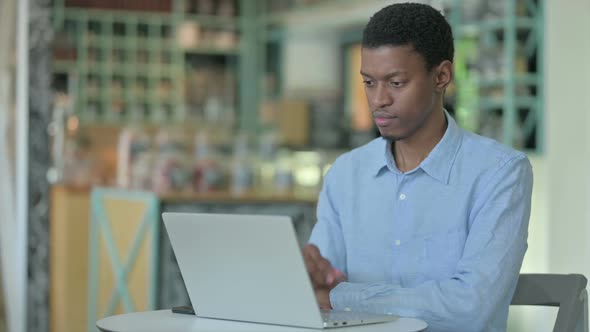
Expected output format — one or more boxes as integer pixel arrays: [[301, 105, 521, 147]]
[[116, 125, 151, 188], [274, 149, 294, 195], [230, 132, 254, 196], [152, 127, 190, 193], [191, 130, 226, 192]]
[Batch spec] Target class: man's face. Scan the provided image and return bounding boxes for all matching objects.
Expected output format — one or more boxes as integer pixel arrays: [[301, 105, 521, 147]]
[[360, 45, 439, 141]]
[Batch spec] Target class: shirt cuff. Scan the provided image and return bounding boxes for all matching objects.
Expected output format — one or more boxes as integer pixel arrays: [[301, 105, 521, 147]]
[[329, 282, 366, 311]]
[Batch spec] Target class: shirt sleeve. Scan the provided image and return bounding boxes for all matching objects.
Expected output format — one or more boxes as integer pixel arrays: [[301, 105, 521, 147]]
[[308, 159, 347, 275], [329, 154, 533, 332]]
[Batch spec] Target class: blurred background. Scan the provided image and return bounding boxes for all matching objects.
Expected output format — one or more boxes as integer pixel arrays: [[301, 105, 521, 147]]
[[0, 0, 589, 331]]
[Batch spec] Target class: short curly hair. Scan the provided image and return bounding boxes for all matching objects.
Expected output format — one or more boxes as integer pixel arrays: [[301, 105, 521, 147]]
[[362, 2, 454, 71]]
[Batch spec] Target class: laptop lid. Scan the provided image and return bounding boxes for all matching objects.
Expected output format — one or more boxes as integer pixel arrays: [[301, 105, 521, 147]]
[[163, 212, 326, 329]]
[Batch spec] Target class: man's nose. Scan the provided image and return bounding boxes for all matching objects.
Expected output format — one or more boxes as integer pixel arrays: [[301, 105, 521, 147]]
[[371, 84, 394, 109]]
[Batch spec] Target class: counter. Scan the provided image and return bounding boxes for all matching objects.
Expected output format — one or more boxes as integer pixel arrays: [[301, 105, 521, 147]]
[[49, 184, 318, 332]]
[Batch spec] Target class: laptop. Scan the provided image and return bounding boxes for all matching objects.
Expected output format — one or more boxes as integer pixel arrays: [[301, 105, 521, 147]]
[[163, 212, 397, 329]]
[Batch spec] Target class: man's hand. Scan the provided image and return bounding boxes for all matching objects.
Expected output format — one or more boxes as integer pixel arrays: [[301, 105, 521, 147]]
[[303, 244, 346, 309]]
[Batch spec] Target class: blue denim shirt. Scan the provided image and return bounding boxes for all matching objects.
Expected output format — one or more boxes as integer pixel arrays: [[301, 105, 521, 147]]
[[309, 113, 533, 332]]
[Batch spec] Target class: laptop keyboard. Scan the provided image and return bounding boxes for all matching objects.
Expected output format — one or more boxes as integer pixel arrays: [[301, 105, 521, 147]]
[[321, 309, 382, 323]]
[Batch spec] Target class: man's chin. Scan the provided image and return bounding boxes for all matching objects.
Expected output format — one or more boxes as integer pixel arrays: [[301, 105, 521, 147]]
[[380, 133, 405, 142]]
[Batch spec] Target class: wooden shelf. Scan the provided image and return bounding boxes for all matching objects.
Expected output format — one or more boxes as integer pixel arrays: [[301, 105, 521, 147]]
[[52, 184, 318, 204], [160, 190, 317, 204]]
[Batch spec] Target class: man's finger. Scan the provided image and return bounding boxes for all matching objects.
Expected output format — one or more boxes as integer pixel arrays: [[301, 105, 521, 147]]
[[330, 268, 347, 284], [303, 244, 334, 287], [303, 249, 324, 286], [315, 256, 336, 286], [303, 244, 322, 261]]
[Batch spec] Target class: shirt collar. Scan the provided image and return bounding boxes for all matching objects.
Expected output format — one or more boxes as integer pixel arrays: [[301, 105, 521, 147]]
[[369, 138, 389, 177], [370, 110, 463, 184], [419, 112, 463, 184]]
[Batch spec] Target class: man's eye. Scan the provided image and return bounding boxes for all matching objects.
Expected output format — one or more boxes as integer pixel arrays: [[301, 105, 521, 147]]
[[363, 80, 374, 87], [390, 81, 404, 87]]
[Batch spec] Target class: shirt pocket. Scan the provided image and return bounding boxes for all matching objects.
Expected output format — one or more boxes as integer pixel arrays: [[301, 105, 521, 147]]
[[396, 237, 428, 287], [421, 229, 466, 280]]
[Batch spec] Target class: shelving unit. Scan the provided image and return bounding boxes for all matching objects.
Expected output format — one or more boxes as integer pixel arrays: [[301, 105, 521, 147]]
[[448, 0, 544, 151], [52, 0, 251, 128]]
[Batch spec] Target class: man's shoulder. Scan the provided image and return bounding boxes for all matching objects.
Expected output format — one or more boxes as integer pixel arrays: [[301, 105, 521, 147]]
[[459, 130, 530, 172], [330, 137, 384, 170]]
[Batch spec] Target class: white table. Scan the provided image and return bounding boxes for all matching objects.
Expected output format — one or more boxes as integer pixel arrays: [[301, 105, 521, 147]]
[[97, 310, 428, 332]]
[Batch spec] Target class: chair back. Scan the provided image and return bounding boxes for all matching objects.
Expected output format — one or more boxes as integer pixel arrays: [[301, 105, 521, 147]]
[[511, 274, 588, 332]]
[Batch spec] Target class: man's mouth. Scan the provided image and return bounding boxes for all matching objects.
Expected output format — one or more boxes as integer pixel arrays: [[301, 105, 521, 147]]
[[373, 113, 398, 127]]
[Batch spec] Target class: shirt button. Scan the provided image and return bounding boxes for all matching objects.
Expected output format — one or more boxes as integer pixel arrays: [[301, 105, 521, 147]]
[[399, 193, 406, 200], [395, 240, 401, 246]]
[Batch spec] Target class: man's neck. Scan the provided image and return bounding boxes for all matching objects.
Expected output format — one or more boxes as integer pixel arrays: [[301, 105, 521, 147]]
[[393, 109, 448, 173]]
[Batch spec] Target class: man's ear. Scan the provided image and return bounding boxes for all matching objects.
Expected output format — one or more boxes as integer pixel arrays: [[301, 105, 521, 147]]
[[433, 60, 453, 92]]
